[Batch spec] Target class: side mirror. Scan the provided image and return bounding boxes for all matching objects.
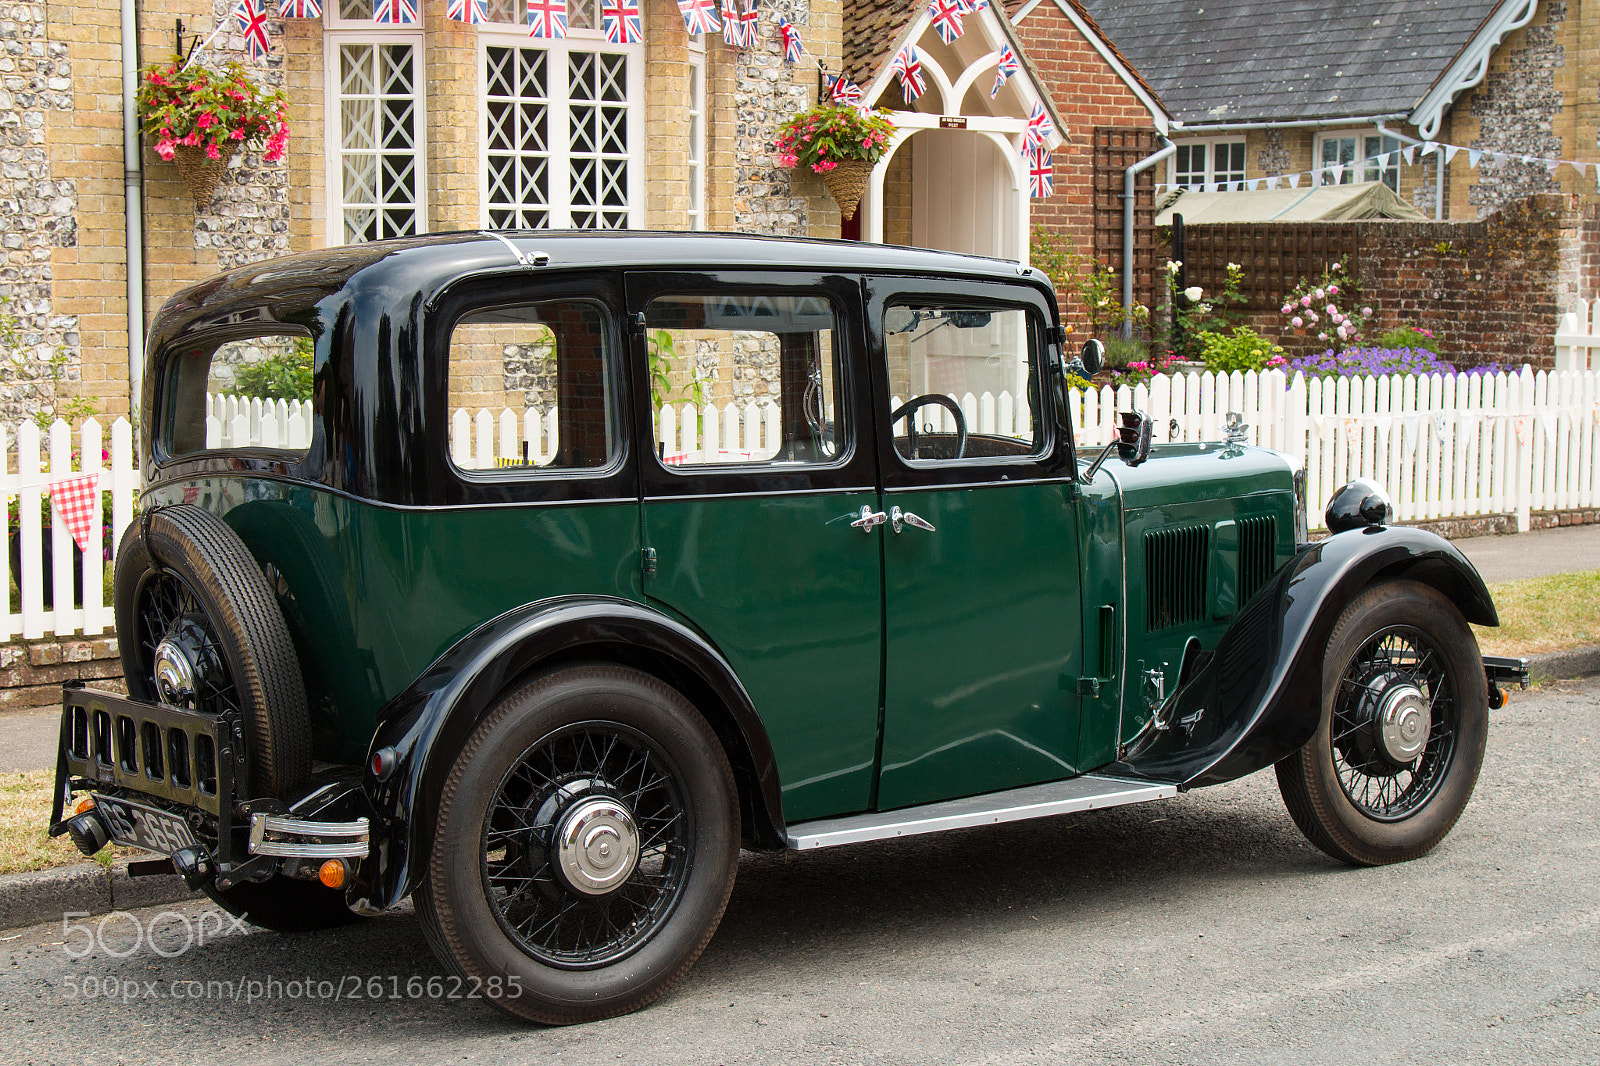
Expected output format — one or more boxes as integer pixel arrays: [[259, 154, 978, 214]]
[[1069, 338, 1105, 378]]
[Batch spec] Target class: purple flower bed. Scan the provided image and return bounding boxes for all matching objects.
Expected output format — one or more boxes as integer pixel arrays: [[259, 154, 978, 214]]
[[1285, 347, 1507, 379]]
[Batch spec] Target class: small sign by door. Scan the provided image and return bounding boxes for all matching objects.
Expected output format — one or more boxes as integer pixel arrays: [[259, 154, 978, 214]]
[[939, 116, 967, 130]]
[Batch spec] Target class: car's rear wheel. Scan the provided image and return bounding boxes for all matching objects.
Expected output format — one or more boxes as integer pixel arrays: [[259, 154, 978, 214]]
[[417, 664, 739, 1024], [1276, 579, 1488, 866], [115, 505, 354, 930]]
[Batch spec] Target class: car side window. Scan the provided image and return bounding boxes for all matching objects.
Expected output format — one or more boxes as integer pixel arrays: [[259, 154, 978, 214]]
[[161, 333, 315, 459], [643, 294, 844, 468], [883, 303, 1046, 464], [447, 299, 616, 472]]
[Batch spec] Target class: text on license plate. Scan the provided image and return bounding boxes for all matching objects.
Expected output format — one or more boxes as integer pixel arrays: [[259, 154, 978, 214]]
[[92, 794, 199, 856]]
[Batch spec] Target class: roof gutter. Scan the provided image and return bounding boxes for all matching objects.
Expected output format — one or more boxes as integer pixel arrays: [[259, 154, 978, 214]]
[[1124, 136, 1174, 335], [1171, 113, 1409, 134]]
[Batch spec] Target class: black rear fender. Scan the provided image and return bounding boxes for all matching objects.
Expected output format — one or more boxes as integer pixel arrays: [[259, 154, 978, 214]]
[[1117, 525, 1495, 789], [359, 596, 784, 908]]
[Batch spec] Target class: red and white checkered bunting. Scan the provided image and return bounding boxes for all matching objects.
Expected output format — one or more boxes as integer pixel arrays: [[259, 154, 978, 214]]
[[48, 473, 100, 555]]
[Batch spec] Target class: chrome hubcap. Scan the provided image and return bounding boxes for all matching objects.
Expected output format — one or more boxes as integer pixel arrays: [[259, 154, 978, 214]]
[[1374, 682, 1430, 764], [153, 637, 198, 705], [554, 796, 639, 896]]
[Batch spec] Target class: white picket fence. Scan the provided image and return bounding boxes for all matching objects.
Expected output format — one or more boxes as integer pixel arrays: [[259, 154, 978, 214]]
[[10, 369, 1597, 638], [2, 418, 138, 640]]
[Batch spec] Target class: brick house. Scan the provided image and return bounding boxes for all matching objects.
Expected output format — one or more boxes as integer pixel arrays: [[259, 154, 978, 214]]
[[1078, 0, 1597, 224]]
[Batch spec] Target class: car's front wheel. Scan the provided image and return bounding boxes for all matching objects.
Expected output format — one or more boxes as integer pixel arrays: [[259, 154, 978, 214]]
[[1276, 579, 1489, 866], [417, 664, 740, 1024]]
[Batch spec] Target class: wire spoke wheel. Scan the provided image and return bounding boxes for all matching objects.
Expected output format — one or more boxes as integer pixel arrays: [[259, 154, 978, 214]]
[[418, 664, 739, 1025], [1328, 626, 1457, 821], [483, 722, 692, 968], [1277, 579, 1488, 867]]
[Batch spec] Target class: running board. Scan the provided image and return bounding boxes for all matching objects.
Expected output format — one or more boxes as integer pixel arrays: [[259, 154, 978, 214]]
[[785, 774, 1177, 850]]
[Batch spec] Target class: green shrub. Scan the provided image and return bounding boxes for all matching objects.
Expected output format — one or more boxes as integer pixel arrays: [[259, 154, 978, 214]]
[[1376, 326, 1440, 355], [234, 337, 314, 400], [1199, 326, 1286, 374]]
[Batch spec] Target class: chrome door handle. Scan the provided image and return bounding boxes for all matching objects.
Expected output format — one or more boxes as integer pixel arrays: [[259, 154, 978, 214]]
[[850, 505, 888, 533], [890, 506, 935, 534]]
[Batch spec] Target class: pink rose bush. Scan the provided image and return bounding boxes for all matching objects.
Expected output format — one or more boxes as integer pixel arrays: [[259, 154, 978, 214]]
[[138, 59, 289, 167], [1279, 262, 1367, 353]]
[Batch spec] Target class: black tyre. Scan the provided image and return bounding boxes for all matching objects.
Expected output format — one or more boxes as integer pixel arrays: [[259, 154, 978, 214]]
[[115, 505, 312, 799], [1276, 579, 1489, 866], [417, 664, 739, 1025]]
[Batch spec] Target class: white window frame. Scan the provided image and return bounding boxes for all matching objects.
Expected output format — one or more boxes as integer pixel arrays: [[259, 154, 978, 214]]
[[1169, 137, 1246, 189], [687, 42, 706, 231], [1316, 130, 1401, 191], [322, 26, 428, 246], [476, 21, 645, 230]]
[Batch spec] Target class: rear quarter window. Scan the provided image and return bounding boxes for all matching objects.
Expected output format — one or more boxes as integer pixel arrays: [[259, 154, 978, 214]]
[[160, 333, 315, 459]]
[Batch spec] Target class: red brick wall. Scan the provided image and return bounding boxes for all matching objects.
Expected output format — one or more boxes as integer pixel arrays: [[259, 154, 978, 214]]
[[1013, 0, 1162, 330]]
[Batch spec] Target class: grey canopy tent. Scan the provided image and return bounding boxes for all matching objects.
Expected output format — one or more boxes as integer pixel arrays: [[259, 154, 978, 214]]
[[1156, 181, 1427, 225]]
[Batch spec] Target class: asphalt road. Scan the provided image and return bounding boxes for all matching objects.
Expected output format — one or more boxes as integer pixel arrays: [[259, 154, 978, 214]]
[[2, 676, 1596, 1064]]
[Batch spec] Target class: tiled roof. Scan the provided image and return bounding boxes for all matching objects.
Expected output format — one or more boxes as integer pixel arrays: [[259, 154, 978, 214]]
[[843, 0, 922, 87], [1075, 0, 1503, 125]]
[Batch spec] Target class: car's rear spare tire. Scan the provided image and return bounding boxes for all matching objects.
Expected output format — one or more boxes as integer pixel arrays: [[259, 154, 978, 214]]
[[114, 504, 312, 800]]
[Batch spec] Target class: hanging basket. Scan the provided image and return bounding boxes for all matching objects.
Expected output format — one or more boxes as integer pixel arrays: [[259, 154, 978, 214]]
[[820, 159, 874, 221], [171, 145, 235, 206]]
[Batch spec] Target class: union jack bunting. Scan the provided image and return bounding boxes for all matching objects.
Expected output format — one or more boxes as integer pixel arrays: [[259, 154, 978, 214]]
[[927, 0, 964, 44], [373, 0, 417, 23], [677, 0, 720, 34], [444, 0, 485, 22], [779, 16, 803, 63], [233, 0, 272, 57], [602, 0, 642, 43], [1027, 146, 1053, 197], [828, 74, 863, 106], [527, 0, 567, 37], [740, 0, 759, 45], [279, 0, 321, 19], [721, 0, 743, 45], [891, 45, 925, 102], [990, 43, 1019, 97], [1025, 102, 1054, 149]]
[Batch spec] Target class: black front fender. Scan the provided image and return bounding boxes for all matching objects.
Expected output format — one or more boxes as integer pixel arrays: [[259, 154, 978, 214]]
[[1117, 525, 1495, 789], [357, 596, 784, 908]]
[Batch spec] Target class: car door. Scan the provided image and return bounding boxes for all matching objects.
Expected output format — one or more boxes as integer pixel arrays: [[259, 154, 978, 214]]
[[625, 271, 884, 825], [867, 277, 1087, 811]]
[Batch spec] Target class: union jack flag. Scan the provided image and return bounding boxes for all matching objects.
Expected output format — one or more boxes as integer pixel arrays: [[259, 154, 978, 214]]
[[233, 0, 271, 57], [1028, 146, 1053, 197], [373, 0, 417, 23], [677, 0, 720, 34], [445, 0, 486, 23], [527, 0, 566, 37], [779, 16, 803, 63], [991, 43, 1018, 97], [602, 0, 641, 43], [279, 0, 321, 19], [828, 74, 862, 106], [891, 45, 925, 102], [1025, 102, 1054, 149], [927, 0, 963, 44], [721, 0, 742, 45], [741, 0, 759, 45]]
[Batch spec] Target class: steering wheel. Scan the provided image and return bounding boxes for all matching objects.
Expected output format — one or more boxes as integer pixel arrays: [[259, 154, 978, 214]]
[[891, 394, 967, 460]]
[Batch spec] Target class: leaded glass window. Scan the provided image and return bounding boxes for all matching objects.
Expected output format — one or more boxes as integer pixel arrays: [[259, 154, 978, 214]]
[[336, 42, 422, 243]]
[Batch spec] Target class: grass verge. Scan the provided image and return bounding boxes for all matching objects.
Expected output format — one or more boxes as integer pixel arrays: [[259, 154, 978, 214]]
[[1474, 569, 1600, 658], [0, 769, 128, 877]]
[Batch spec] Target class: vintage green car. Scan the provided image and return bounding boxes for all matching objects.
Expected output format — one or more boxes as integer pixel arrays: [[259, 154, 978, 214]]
[[52, 232, 1526, 1024]]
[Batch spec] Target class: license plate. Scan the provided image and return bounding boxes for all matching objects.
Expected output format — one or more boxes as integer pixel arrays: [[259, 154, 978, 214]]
[[92, 794, 199, 856]]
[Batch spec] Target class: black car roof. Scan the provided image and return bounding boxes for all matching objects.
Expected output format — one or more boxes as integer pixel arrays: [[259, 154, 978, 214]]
[[147, 230, 1045, 345]]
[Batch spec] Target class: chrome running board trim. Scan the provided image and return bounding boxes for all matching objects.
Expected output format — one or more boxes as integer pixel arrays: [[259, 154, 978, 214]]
[[785, 774, 1176, 850], [249, 814, 370, 859]]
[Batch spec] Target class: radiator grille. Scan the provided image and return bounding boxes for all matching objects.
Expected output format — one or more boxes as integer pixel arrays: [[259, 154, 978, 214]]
[[1145, 525, 1209, 631], [1237, 515, 1277, 606]]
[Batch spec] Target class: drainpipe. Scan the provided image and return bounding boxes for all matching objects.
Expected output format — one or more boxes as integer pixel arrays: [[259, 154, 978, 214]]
[[1123, 137, 1174, 336], [1375, 120, 1446, 221], [121, 0, 145, 418]]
